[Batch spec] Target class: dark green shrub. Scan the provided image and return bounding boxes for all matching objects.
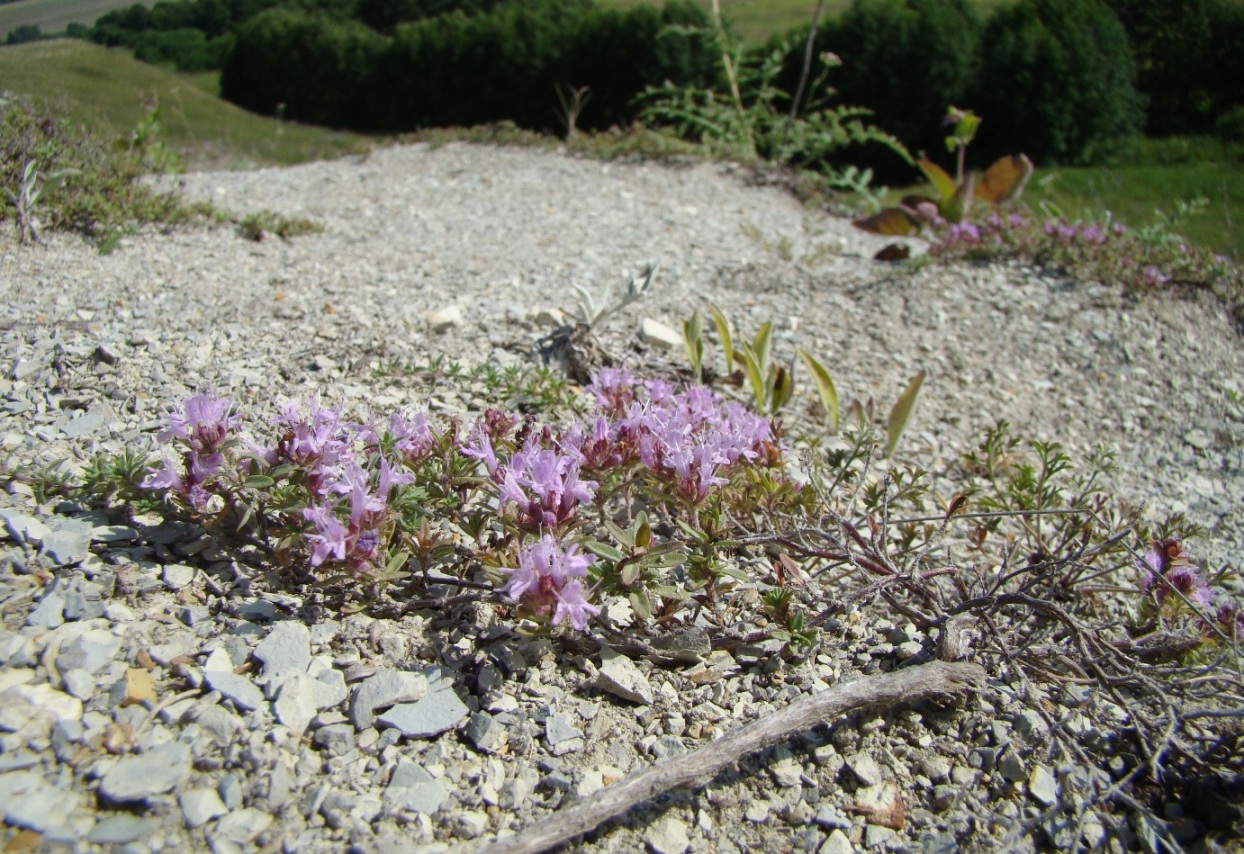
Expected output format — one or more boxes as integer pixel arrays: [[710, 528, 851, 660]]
[[221, 9, 387, 128], [5, 24, 46, 45], [357, 0, 502, 34], [130, 28, 232, 71], [825, 0, 980, 160], [974, 0, 1144, 165], [1104, 0, 1244, 137]]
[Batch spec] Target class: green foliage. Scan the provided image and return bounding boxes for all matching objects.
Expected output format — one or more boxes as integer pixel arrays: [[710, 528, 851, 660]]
[[637, 39, 910, 177], [974, 0, 1145, 165], [5, 23, 45, 44], [221, 8, 386, 129], [237, 210, 323, 241], [0, 96, 211, 246], [1103, 0, 1244, 138], [797, 0, 982, 176]]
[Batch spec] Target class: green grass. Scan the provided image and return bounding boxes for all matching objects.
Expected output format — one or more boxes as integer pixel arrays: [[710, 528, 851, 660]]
[[0, 0, 160, 40], [601, 0, 1014, 44], [0, 39, 375, 169]]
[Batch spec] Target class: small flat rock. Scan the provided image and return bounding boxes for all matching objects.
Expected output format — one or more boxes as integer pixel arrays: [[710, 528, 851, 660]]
[[1184, 429, 1212, 450], [273, 673, 319, 734], [1, 683, 83, 727], [349, 670, 429, 730], [87, 815, 152, 845], [639, 317, 681, 350], [465, 712, 508, 754], [117, 668, 156, 707], [57, 629, 122, 675], [60, 402, 120, 439], [202, 670, 265, 712], [161, 564, 196, 591], [427, 305, 464, 333], [818, 829, 854, 854], [253, 621, 312, 680], [91, 524, 138, 543], [181, 787, 228, 828], [649, 627, 711, 664], [98, 742, 192, 804], [849, 782, 904, 830], [376, 686, 469, 739], [0, 770, 83, 834], [1029, 764, 1058, 807], [1, 510, 49, 546], [596, 646, 654, 705], [544, 713, 582, 747], [770, 758, 804, 788], [644, 816, 691, 854], [40, 519, 92, 566], [26, 581, 67, 628], [998, 751, 1027, 783], [384, 761, 446, 814], [213, 807, 273, 844], [846, 751, 884, 787]]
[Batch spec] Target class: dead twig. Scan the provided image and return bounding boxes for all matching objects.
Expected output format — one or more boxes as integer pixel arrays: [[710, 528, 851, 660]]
[[472, 660, 987, 854]]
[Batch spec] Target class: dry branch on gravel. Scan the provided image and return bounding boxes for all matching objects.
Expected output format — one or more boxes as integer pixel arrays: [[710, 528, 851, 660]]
[[474, 660, 988, 854]]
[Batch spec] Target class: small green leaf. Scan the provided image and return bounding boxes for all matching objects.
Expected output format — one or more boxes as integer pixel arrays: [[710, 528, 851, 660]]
[[385, 549, 411, 576], [646, 551, 689, 570], [649, 583, 690, 602], [886, 372, 926, 456], [630, 590, 652, 620], [634, 518, 652, 549], [709, 305, 734, 376], [738, 343, 766, 411], [942, 172, 975, 223], [752, 321, 773, 376], [603, 520, 635, 548], [714, 562, 751, 582], [621, 562, 642, 586], [236, 503, 254, 532], [797, 348, 839, 432], [585, 541, 626, 561], [243, 474, 275, 489]]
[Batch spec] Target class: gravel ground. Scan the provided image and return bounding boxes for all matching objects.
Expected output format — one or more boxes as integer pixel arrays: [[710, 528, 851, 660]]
[[0, 142, 1241, 853]]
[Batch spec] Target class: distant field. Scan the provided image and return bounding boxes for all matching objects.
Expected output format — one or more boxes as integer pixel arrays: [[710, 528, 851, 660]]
[[0, 39, 375, 168], [0, 0, 164, 40]]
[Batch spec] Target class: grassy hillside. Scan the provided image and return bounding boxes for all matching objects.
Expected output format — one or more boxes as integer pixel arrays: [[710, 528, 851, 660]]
[[0, 0, 160, 40], [0, 39, 374, 168]]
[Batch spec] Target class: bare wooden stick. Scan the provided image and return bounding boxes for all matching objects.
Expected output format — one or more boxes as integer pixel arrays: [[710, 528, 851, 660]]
[[475, 660, 986, 854]]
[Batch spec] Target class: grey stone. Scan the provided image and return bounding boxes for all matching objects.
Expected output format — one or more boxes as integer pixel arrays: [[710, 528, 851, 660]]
[[650, 735, 686, 761], [91, 524, 138, 543], [639, 317, 681, 350], [1029, 764, 1058, 807], [203, 670, 265, 712], [596, 646, 654, 705], [181, 787, 228, 828], [179, 605, 212, 627], [919, 755, 952, 783], [998, 750, 1027, 783], [818, 829, 854, 854], [61, 668, 97, 700], [930, 785, 961, 812], [217, 773, 244, 811], [454, 810, 489, 839], [465, 712, 508, 754], [57, 629, 123, 674], [273, 673, 320, 734], [0, 770, 84, 834], [26, 579, 67, 628], [87, 815, 152, 845], [1, 510, 49, 547], [846, 751, 884, 787], [349, 670, 429, 730], [61, 582, 104, 621], [162, 564, 196, 590], [41, 518, 92, 565], [376, 686, 469, 739], [213, 808, 273, 845], [544, 713, 582, 747], [312, 723, 356, 757], [266, 761, 293, 812], [60, 402, 120, 439], [864, 825, 897, 847], [253, 620, 311, 681], [384, 760, 446, 815], [0, 683, 84, 728], [0, 751, 40, 772], [98, 742, 192, 803]]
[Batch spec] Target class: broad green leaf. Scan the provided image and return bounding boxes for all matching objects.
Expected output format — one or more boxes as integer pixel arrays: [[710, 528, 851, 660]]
[[243, 474, 275, 489], [797, 348, 839, 432], [621, 562, 641, 586], [676, 518, 710, 544], [886, 372, 926, 456], [603, 519, 635, 548], [916, 159, 957, 204], [770, 364, 794, 415], [709, 305, 734, 375], [634, 518, 652, 549], [585, 541, 626, 561], [649, 584, 690, 602], [236, 503, 254, 533], [647, 552, 689, 570], [714, 562, 751, 581]]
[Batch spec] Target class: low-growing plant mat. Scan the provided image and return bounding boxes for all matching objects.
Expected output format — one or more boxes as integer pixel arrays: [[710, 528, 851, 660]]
[[0, 39, 375, 169]]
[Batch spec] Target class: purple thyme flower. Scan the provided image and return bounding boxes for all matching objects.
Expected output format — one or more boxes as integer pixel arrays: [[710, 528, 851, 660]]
[[304, 502, 348, 567], [160, 392, 240, 456], [1141, 266, 1169, 287], [500, 536, 599, 630]]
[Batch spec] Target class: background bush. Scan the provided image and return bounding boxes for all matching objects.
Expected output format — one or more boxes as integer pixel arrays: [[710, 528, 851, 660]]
[[1104, 0, 1244, 139], [973, 0, 1144, 165]]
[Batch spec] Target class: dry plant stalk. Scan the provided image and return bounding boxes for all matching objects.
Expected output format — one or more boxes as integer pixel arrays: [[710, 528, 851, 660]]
[[474, 659, 987, 854]]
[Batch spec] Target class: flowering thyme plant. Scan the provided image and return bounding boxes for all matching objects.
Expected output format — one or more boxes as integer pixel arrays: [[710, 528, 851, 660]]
[[138, 370, 810, 637]]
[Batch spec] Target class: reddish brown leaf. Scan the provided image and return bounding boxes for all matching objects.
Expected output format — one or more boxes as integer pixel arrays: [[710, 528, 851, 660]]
[[852, 208, 920, 236], [974, 154, 1034, 204], [873, 243, 911, 262]]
